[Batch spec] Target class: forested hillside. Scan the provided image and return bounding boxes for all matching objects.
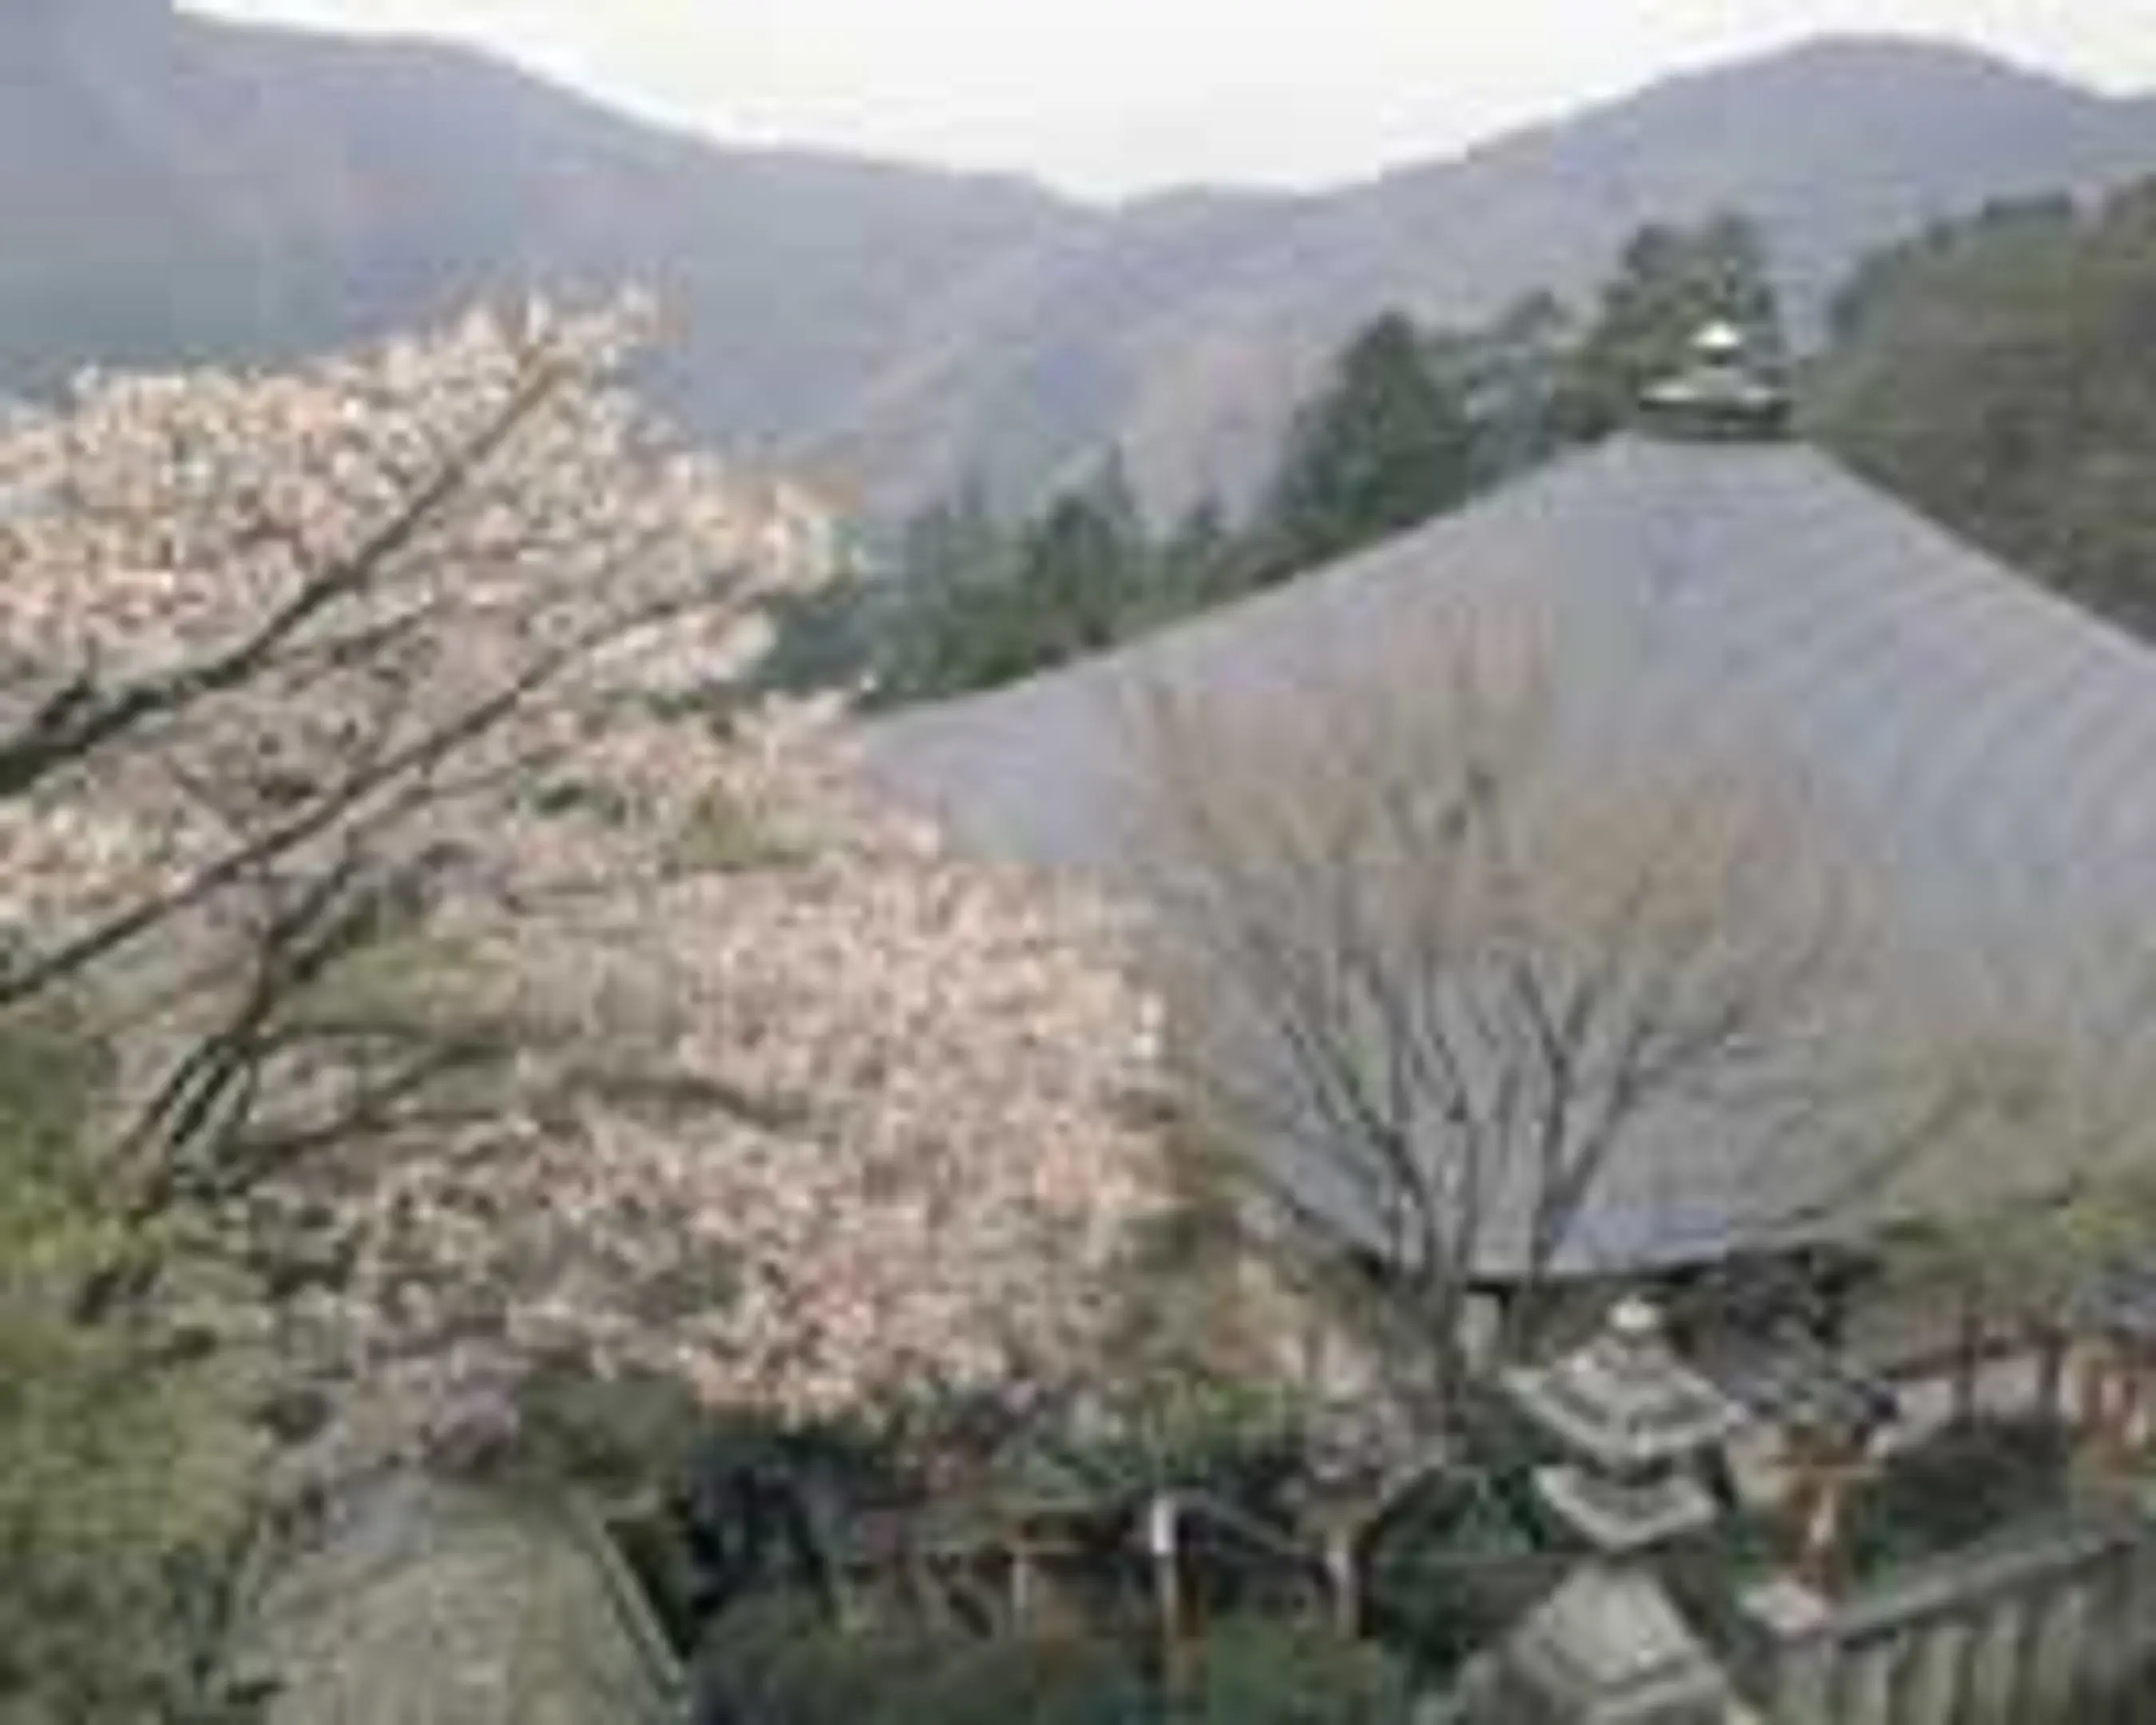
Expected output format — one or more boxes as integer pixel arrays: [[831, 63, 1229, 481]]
[[1809, 182, 2156, 636], [767, 214, 1786, 704], [794, 186, 2156, 706]]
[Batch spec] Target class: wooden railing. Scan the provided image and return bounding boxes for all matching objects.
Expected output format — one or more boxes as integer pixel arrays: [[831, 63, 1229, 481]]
[[1736, 1494, 2156, 1724]]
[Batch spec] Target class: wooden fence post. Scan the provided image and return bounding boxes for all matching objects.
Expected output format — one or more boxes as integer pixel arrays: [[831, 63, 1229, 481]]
[[1322, 1521, 1358, 1640], [1147, 1493, 1188, 1696]]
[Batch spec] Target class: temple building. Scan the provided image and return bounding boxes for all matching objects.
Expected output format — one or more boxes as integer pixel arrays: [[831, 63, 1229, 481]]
[[867, 332, 2156, 1354]]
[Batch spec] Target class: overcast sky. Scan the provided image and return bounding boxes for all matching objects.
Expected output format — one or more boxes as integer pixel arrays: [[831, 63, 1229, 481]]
[[188, 2, 2156, 200]]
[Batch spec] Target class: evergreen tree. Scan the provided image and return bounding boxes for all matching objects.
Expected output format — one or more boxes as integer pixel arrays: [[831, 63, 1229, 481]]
[[877, 478, 1019, 700], [1430, 290, 1583, 482], [755, 482, 1014, 704], [895, 477, 1009, 594], [839, 458, 1159, 704], [1154, 495, 1244, 609], [1013, 452, 1147, 657], [1257, 311, 1480, 577], [753, 581, 872, 699]]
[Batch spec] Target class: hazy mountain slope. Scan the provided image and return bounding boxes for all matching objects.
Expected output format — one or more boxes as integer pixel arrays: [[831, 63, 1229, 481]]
[[7, 9, 2155, 524], [0, 0, 1081, 451], [814, 38, 2156, 516], [807, 186, 1305, 515]]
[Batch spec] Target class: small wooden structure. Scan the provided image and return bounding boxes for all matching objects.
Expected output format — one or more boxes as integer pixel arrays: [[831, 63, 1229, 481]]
[[2068, 1262, 2156, 1476], [1719, 1334, 1899, 1591]]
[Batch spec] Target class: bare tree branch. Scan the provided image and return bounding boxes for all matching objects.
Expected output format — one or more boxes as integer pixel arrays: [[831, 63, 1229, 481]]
[[1122, 628, 1916, 1408]]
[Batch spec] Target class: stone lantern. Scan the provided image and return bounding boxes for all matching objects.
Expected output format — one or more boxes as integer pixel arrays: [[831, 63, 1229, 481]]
[[1457, 1299, 1754, 1724], [1505, 1296, 1744, 1555]]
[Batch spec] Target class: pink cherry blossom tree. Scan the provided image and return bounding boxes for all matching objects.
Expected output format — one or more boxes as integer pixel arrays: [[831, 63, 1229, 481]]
[[0, 301, 1168, 1465]]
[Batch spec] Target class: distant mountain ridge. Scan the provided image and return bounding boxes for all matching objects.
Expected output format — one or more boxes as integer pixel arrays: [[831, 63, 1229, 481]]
[[6, 6, 2154, 519], [0, 0, 1075, 449], [826, 35, 2156, 518]]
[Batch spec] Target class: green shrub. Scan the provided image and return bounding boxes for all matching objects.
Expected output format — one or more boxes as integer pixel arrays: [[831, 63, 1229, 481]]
[[1848, 1414, 2070, 1574], [1030, 1379, 1310, 1515], [693, 1600, 1145, 1725], [0, 1010, 268, 1723], [1177, 1616, 1416, 1724], [694, 1600, 1420, 1725], [1357, 1469, 1556, 1683]]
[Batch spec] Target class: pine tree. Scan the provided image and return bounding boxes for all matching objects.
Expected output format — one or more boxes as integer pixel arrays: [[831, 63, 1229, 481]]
[[1155, 496, 1242, 607], [1430, 290, 1582, 481], [1258, 311, 1480, 578], [1014, 452, 1148, 656]]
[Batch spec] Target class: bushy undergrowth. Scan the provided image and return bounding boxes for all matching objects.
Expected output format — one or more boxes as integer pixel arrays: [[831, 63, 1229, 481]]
[[1847, 1414, 2072, 1576], [691, 1600, 1415, 1725], [0, 1013, 268, 1723]]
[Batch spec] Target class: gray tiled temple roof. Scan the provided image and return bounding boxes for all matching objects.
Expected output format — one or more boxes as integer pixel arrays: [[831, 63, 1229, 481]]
[[867, 434, 2156, 1273]]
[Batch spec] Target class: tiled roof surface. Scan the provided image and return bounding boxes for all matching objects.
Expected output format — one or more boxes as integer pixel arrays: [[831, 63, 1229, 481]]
[[869, 437, 2156, 1271]]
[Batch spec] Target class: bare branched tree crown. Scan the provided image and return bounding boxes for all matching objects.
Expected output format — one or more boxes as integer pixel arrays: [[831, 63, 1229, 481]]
[[1118, 611, 1957, 1387], [863, 434, 2156, 1387]]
